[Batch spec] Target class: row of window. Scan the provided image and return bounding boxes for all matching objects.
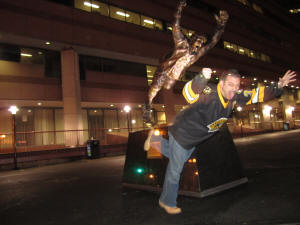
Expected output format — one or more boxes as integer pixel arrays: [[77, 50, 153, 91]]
[[3, 42, 300, 91], [224, 41, 271, 62], [79, 55, 147, 79], [10, 107, 153, 146], [289, 9, 300, 14], [235, 0, 263, 14], [0, 43, 61, 77], [74, 0, 196, 38]]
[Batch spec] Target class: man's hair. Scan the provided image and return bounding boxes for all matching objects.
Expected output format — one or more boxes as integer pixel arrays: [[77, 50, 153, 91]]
[[220, 69, 241, 81]]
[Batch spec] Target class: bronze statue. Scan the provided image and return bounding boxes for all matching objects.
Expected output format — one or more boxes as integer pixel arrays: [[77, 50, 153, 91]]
[[143, 0, 229, 125]]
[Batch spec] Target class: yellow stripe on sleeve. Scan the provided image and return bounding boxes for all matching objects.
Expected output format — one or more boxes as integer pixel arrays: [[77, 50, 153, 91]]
[[246, 89, 256, 105], [258, 86, 265, 102], [182, 81, 199, 104]]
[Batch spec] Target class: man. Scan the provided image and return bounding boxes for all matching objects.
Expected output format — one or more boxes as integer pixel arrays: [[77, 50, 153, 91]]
[[144, 68, 297, 214], [143, 0, 229, 125]]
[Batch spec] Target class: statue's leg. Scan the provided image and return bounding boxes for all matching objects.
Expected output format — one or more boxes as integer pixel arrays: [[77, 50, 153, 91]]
[[163, 76, 176, 90], [143, 72, 167, 126]]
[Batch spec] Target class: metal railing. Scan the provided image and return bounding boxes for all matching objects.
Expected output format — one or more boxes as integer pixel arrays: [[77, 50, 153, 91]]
[[1, 122, 299, 169], [1, 121, 300, 154], [0, 127, 141, 154]]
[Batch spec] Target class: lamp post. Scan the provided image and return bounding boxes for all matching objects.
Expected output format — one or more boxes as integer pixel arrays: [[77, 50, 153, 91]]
[[8, 105, 19, 170], [124, 105, 131, 132]]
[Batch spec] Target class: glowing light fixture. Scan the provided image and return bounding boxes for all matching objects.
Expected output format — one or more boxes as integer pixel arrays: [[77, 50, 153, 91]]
[[286, 106, 295, 114], [84, 1, 99, 8], [124, 105, 131, 113], [8, 105, 19, 115], [154, 129, 160, 136], [21, 53, 32, 57], [263, 105, 272, 115], [237, 106, 242, 112], [144, 19, 154, 25], [116, 11, 130, 17], [149, 174, 155, 179]]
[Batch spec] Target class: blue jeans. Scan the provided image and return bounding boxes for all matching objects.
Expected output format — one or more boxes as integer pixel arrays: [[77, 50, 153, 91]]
[[150, 132, 195, 207]]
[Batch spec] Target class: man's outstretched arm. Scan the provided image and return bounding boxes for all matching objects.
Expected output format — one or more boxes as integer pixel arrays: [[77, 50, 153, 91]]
[[182, 68, 212, 104], [237, 70, 297, 106]]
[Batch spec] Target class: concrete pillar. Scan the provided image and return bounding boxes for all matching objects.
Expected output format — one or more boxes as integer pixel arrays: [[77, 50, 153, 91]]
[[61, 49, 84, 146], [282, 91, 295, 128]]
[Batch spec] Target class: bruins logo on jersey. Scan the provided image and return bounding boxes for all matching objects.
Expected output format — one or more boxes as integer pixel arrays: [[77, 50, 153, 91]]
[[207, 117, 228, 132], [203, 86, 212, 95]]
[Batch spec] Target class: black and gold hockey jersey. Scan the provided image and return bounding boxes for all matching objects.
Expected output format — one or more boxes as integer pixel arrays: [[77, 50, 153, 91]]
[[168, 74, 282, 150]]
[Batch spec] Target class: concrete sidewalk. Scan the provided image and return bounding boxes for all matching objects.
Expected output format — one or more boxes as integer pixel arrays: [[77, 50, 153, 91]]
[[1, 130, 300, 225]]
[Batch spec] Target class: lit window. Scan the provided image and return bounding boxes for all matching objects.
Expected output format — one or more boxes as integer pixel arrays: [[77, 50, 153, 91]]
[[238, 46, 245, 55], [94, 2, 109, 16], [141, 15, 154, 29], [75, 0, 92, 12], [110, 6, 126, 21], [146, 65, 157, 85], [154, 19, 163, 31], [125, 10, 141, 25], [289, 9, 300, 14]]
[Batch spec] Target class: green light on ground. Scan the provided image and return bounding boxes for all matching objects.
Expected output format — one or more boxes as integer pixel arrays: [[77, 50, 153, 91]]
[[135, 168, 144, 174]]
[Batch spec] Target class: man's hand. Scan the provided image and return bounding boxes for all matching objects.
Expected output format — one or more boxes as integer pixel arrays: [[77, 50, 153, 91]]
[[278, 70, 297, 88], [202, 68, 212, 80], [215, 10, 229, 27]]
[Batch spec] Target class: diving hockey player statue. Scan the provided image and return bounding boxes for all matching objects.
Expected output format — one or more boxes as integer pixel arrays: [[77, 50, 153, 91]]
[[143, 0, 229, 125]]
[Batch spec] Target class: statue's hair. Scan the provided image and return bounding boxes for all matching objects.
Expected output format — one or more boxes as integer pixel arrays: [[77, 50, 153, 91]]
[[188, 33, 207, 45]]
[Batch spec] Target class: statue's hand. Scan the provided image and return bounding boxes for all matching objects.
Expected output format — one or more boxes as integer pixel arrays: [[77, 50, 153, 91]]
[[179, 0, 187, 9], [175, 0, 187, 19], [215, 10, 229, 27]]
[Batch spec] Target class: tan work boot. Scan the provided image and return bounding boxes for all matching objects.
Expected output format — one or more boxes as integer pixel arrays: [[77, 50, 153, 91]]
[[159, 200, 182, 214], [144, 129, 154, 151]]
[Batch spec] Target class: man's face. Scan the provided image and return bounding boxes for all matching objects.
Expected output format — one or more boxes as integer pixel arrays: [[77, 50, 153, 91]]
[[219, 75, 240, 100]]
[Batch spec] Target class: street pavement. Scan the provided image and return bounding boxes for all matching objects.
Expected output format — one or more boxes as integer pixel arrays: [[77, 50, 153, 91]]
[[1, 130, 300, 225]]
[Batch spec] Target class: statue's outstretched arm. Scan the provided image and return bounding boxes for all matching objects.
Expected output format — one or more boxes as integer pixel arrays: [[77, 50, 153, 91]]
[[172, 0, 187, 46], [196, 10, 229, 58]]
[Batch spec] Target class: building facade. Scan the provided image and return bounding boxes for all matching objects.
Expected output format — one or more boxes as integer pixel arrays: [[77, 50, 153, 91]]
[[0, 0, 299, 150]]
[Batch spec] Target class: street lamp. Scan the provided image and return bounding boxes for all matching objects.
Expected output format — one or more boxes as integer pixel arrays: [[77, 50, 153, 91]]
[[124, 105, 131, 132], [8, 105, 19, 170]]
